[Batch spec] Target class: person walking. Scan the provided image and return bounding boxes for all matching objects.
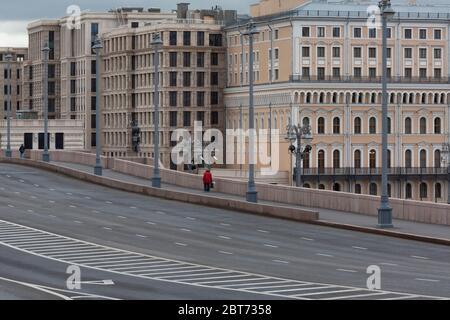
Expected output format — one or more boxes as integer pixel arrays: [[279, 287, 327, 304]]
[[19, 144, 25, 159], [203, 169, 213, 192]]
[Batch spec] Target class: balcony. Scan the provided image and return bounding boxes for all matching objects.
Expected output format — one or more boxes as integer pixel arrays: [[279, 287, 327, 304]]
[[302, 167, 448, 178], [290, 75, 450, 84]]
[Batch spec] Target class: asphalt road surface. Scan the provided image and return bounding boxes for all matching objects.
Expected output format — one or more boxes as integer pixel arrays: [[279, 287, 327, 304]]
[[0, 163, 449, 300]]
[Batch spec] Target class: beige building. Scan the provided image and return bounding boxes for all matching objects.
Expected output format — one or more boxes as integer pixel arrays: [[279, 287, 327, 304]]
[[101, 4, 235, 169], [1, 47, 27, 120], [250, 0, 308, 18], [224, 0, 450, 202]]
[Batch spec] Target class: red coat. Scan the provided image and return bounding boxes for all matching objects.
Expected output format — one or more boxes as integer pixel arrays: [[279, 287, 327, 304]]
[[203, 171, 213, 184]]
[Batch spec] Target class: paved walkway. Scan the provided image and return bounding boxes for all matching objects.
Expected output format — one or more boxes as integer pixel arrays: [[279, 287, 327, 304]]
[[52, 161, 450, 241]]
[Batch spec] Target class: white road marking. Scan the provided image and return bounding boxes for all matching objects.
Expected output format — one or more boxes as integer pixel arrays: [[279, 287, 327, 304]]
[[49, 189, 55, 191], [66, 193, 72, 196], [264, 244, 279, 248], [411, 256, 430, 260], [218, 236, 231, 240], [156, 211, 166, 215], [220, 223, 231, 227], [186, 217, 196, 221], [175, 243, 188, 247], [301, 237, 314, 241], [352, 246, 368, 251], [180, 229, 191, 232], [14, 192, 20, 194], [27, 210, 34, 213], [34, 184, 39, 187], [415, 278, 440, 283], [105, 201, 113, 204], [337, 269, 358, 273], [49, 200, 55, 204], [136, 235, 147, 239], [73, 221, 82, 224], [316, 253, 334, 258], [380, 263, 399, 267], [84, 197, 91, 200], [102, 227, 112, 231], [272, 260, 289, 264], [92, 210, 100, 214], [294, 288, 361, 297], [30, 196, 37, 199], [19, 180, 25, 183], [219, 251, 233, 255], [324, 292, 390, 300], [258, 229, 270, 234], [146, 222, 156, 225], [49, 215, 57, 218], [7, 205, 14, 208], [130, 207, 137, 209], [69, 205, 77, 208], [117, 216, 127, 219]]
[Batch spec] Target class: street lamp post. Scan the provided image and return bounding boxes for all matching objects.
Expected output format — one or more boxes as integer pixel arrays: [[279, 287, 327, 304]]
[[42, 43, 50, 162], [92, 36, 103, 176], [244, 21, 259, 203], [151, 33, 163, 188], [286, 124, 313, 187], [5, 53, 12, 158], [378, 0, 395, 228]]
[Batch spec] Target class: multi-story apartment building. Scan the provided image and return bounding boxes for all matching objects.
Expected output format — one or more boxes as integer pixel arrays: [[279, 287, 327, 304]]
[[24, 8, 176, 149], [1, 47, 27, 120], [224, 0, 450, 202], [101, 4, 235, 169]]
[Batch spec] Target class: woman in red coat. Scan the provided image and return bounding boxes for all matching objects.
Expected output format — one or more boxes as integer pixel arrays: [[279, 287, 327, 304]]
[[203, 170, 213, 192]]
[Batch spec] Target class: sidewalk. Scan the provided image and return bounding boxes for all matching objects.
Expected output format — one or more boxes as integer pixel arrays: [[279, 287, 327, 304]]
[[52, 161, 450, 242]]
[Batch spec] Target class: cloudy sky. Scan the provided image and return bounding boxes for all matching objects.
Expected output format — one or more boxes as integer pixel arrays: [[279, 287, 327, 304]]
[[0, 0, 252, 47]]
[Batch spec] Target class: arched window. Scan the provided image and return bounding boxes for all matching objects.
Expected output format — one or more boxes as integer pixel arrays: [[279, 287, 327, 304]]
[[405, 183, 412, 199], [435, 150, 441, 168], [435, 183, 442, 199], [387, 117, 392, 134], [354, 150, 361, 169], [333, 117, 340, 134], [369, 149, 377, 169], [405, 150, 412, 168], [318, 184, 326, 190], [303, 152, 310, 169], [369, 183, 378, 195], [318, 150, 325, 170], [405, 117, 412, 134], [420, 183, 428, 199], [434, 118, 441, 134], [333, 150, 340, 169], [354, 117, 362, 134], [355, 184, 362, 194], [333, 183, 341, 192], [303, 117, 310, 127], [369, 117, 377, 134], [303, 183, 311, 189], [420, 117, 427, 134], [317, 117, 325, 134], [420, 150, 427, 168]]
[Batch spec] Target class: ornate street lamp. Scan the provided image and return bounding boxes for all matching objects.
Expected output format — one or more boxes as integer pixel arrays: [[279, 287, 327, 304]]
[[286, 124, 313, 187]]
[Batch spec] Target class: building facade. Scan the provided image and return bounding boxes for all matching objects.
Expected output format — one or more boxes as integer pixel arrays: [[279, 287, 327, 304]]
[[224, 0, 450, 202], [101, 5, 234, 169], [1, 47, 27, 120]]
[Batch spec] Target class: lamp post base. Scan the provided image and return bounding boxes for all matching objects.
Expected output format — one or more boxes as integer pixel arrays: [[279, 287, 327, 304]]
[[246, 190, 258, 203], [94, 165, 103, 176], [5, 149, 12, 158], [378, 206, 393, 229], [42, 152, 50, 162], [152, 177, 161, 188]]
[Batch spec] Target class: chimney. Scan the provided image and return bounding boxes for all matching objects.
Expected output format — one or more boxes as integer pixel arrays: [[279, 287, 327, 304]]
[[177, 3, 190, 19]]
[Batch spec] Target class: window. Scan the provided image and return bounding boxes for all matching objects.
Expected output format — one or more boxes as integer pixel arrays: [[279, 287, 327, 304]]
[[419, 68, 427, 78], [211, 53, 219, 66], [419, 29, 427, 39], [211, 72, 219, 86], [169, 91, 177, 107], [317, 117, 325, 134], [434, 48, 442, 59], [369, 47, 377, 58], [354, 67, 362, 78], [211, 91, 219, 105], [435, 118, 441, 134], [354, 117, 362, 134], [405, 68, 412, 78], [405, 183, 412, 199], [420, 183, 428, 199], [318, 184, 325, 190], [317, 68, 325, 80], [333, 117, 340, 134], [183, 91, 191, 107], [434, 68, 442, 78], [196, 111, 205, 123], [369, 68, 377, 78], [353, 27, 361, 38], [405, 150, 412, 168], [435, 150, 441, 168], [318, 150, 325, 169], [354, 150, 361, 169], [333, 150, 340, 169], [169, 52, 177, 67], [405, 117, 412, 134], [302, 27, 310, 37], [317, 27, 325, 38], [302, 46, 310, 58], [91, 78, 96, 93], [420, 117, 427, 134], [169, 31, 177, 45], [434, 29, 442, 40], [183, 111, 191, 126], [386, 28, 392, 39], [70, 62, 76, 76], [317, 47, 325, 58], [70, 97, 76, 112], [369, 183, 378, 196], [420, 150, 427, 168], [197, 31, 205, 46], [419, 48, 427, 59], [332, 67, 340, 78], [369, 150, 376, 168], [183, 31, 191, 46], [333, 27, 340, 38], [404, 48, 412, 59], [211, 112, 219, 125], [354, 47, 362, 58], [369, 28, 376, 38], [435, 183, 442, 199], [197, 72, 205, 87], [183, 72, 191, 87], [302, 67, 310, 78], [91, 97, 96, 111], [197, 92, 205, 107], [386, 48, 392, 59], [169, 72, 177, 86], [369, 117, 377, 134], [332, 47, 340, 58], [170, 111, 177, 127], [197, 52, 205, 67], [209, 34, 223, 47], [355, 184, 362, 194], [183, 52, 191, 67], [404, 28, 412, 39]]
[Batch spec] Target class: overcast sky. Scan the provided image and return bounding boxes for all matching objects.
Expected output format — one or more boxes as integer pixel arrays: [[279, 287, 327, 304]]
[[0, 0, 252, 47]]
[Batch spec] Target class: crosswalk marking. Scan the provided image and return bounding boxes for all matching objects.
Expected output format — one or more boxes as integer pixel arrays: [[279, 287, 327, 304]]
[[0, 219, 446, 301]]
